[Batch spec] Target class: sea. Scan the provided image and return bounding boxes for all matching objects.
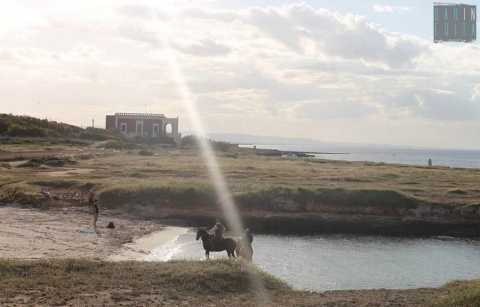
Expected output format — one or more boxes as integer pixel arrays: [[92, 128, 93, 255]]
[[239, 144, 480, 169]]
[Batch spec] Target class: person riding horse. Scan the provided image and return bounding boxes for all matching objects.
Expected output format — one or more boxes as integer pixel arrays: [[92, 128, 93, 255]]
[[196, 227, 236, 259], [209, 220, 226, 242]]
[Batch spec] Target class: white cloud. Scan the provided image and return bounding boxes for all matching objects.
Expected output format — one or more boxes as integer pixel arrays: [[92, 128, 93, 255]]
[[173, 39, 232, 57], [372, 5, 411, 13], [1, 1, 480, 148], [243, 4, 426, 68]]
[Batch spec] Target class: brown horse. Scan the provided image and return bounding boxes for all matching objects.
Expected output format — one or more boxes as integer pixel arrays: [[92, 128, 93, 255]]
[[196, 229, 236, 259]]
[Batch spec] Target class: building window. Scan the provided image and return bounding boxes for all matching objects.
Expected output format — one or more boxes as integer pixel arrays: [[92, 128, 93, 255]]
[[120, 123, 127, 133], [445, 8, 448, 20], [435, 7, 439, 20], [472, 8, 476, 21], [444, 22, 449, 36], [453, 7, 458, 20], [136, 121, 143, 136]]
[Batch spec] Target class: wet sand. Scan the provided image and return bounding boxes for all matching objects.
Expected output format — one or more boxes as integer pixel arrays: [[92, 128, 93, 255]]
[[109, 226, 189, 261], [0, 206, 164, 259]]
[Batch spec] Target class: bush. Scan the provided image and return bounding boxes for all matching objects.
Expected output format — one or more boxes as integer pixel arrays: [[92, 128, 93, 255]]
[[7, 124, 46, 137], [101, 140, 139, 150], [181, 135, 198, 147], [138, 150, 154, 156], [0, 119, 8, 134], [180, 135, 237, 152]]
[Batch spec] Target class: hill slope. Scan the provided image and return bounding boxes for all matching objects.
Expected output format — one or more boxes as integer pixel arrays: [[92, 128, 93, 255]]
[[0, 113, 119, 141]]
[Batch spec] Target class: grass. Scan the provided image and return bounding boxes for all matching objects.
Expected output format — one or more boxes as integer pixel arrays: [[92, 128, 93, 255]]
[[2, 142, 480, 235], [0, 259, 292, 306], [432, 280, 480, 306], [0, 259, 445, 306], [2, 145, 480, 211]]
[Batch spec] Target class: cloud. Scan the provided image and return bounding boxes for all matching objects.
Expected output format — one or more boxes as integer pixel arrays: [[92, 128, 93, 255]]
[[372, 5, 411, 13], [2, 1, 480, 148], [243, 4, 427, 68], [116, 4, 169, 20], [381, 84, 480, 121], [174, 39, 231, 57], [117, 24, 163, 47]]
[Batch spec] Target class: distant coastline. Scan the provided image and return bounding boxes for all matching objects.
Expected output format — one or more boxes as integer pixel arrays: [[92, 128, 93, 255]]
[[239, 143, 480, 169]]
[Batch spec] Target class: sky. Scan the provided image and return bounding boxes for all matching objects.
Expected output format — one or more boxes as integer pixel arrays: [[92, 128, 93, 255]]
[[1, 0, 480, 149]]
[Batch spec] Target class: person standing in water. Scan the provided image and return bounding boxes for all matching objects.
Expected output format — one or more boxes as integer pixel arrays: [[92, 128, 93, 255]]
[[87, 189, 99, 233]]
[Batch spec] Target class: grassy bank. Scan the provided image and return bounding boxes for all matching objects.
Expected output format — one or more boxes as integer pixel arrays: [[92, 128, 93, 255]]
[[2, 143, 480, 235], [432, 280, 480, 306], [0, 259, 288, 306], [0, 259, 440, 306]]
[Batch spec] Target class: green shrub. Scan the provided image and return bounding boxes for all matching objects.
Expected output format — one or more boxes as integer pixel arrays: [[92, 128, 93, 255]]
[[7, 124, 46, 137], [138, 150, 154, 156], [0, 119, 8, 134], [101, 140, 139, 150]]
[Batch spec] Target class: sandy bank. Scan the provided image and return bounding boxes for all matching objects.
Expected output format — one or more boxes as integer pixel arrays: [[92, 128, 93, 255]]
[[108, 226, 188, 261], [0, 206, 163, 259]]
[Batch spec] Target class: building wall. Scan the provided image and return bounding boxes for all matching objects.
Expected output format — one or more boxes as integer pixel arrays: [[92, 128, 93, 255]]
[[105, 114, 180, 142], [142, 118, 165, 137]]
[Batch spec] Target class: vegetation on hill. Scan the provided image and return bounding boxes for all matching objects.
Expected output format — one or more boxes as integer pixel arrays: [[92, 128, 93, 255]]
[[0, 113, 108, 140]]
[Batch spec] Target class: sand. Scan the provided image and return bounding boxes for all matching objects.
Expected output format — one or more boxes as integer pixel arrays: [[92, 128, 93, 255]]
[[109, 226, 189, 261], [0, 206, 166, 259]]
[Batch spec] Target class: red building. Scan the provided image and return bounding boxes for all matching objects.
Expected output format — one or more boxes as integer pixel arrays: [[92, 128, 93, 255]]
[[106, 113, 180, 143]]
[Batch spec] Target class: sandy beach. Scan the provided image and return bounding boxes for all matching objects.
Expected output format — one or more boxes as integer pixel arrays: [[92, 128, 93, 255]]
[[0, 206, 168, 260], [109, 226, 189, 261]]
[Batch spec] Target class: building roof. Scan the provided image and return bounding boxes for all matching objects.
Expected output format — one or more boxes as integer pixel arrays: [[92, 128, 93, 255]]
[[113, 113, 166, 119]]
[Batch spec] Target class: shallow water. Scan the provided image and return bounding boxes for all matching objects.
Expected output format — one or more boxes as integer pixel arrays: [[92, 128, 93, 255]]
[[148, 231, 480, 291]]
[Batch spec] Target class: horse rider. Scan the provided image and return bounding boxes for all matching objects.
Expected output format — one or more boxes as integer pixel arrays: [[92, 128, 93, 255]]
[[210, 219, 226, 242]]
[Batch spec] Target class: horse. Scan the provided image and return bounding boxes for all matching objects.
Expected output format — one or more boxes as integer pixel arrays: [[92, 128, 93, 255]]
[[196, 229, 237, 259], [235, 230, 254, 262]]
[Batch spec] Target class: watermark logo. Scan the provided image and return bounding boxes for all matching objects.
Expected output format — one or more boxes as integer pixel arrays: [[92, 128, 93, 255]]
[[434, 3, 476, 43]]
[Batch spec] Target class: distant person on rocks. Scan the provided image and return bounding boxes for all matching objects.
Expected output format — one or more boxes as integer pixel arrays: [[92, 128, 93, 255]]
[[428, 158, 433, 167], [210, 219, 225, 242], [88, 189, 99, 232]]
